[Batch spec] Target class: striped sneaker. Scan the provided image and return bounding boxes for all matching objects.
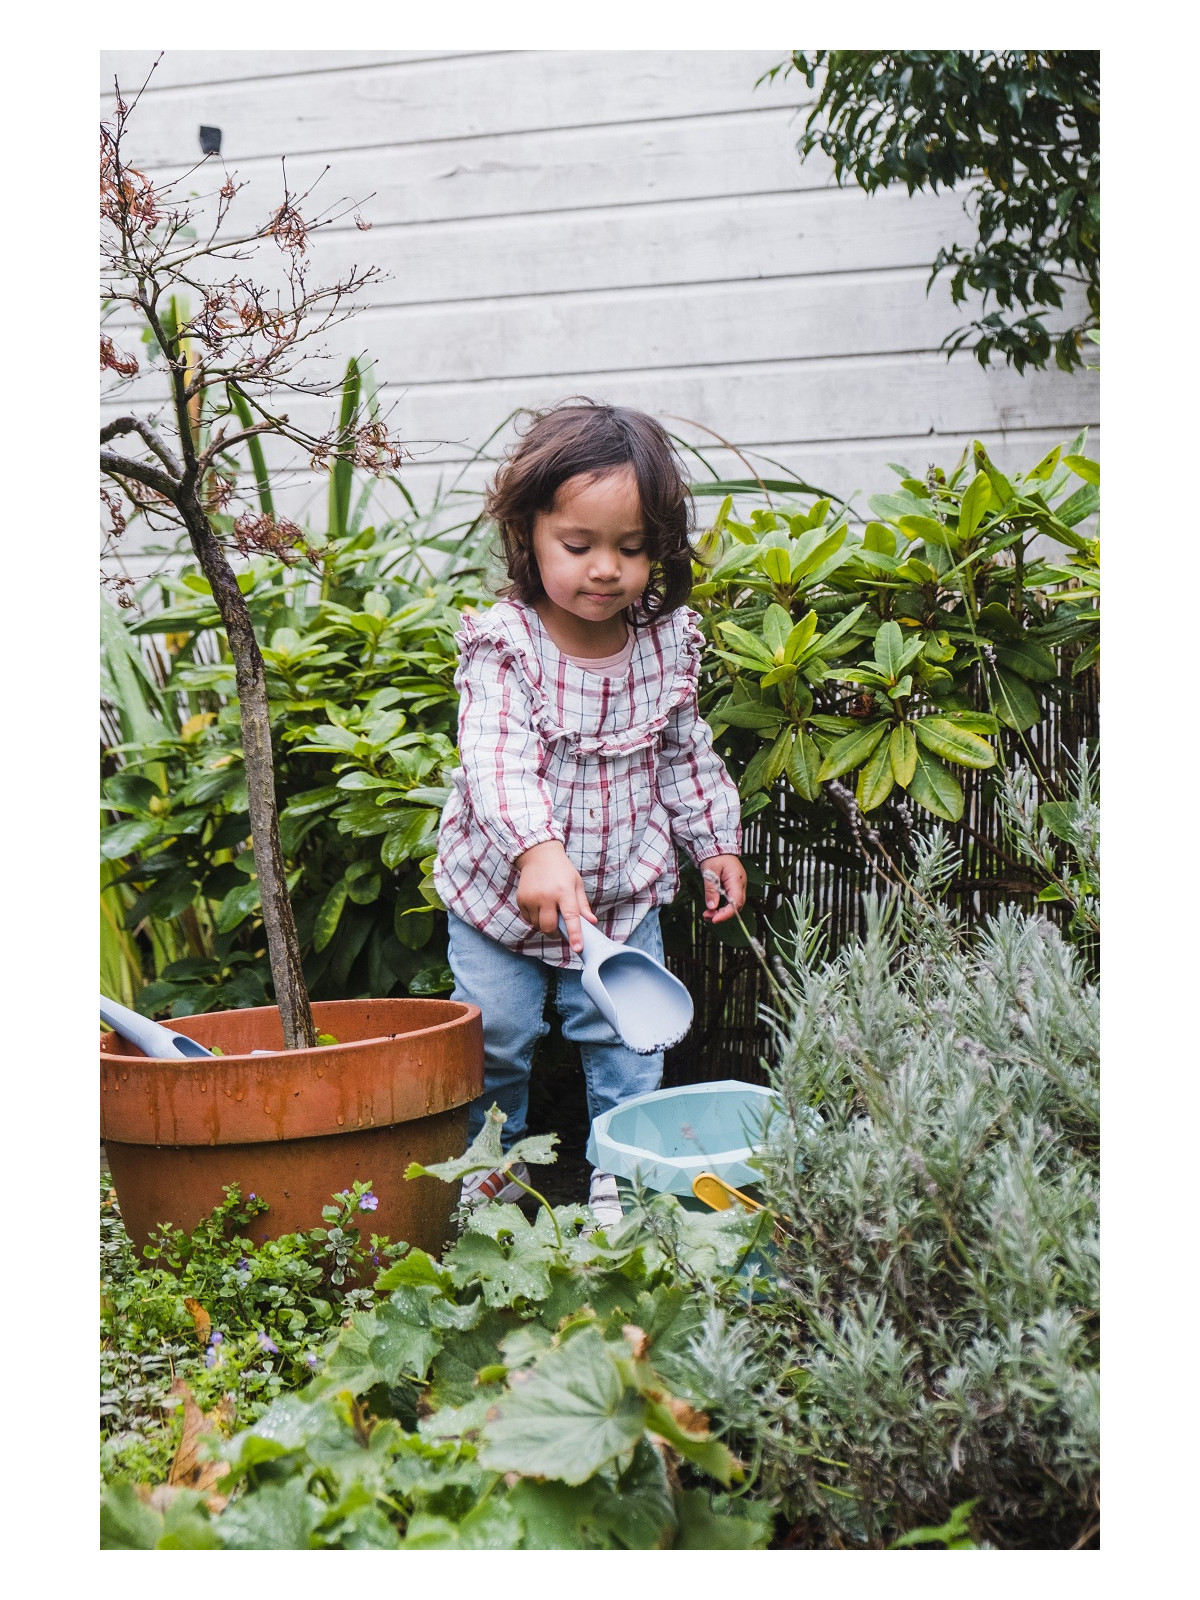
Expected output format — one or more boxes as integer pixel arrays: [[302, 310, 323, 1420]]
[[587, 1170, 624, 1230], [461, 1161, 530, 1208]]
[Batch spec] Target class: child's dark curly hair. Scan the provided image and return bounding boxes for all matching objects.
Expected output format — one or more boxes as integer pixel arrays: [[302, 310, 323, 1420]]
[[486, 398, 694, 622]]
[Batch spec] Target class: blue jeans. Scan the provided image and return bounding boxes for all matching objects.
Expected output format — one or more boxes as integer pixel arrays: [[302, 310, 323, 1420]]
[[447, 909, 665, 1153]]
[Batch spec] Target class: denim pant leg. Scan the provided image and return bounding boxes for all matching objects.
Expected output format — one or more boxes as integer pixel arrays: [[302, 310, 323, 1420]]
[[447, 914, 551, 1149], [555, 908, 665, 1144]]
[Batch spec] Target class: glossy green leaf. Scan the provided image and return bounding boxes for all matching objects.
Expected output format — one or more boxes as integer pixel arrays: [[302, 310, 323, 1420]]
[[993, 667, 1043, 730], [762, 726, 795, 786], [717, 621, 776, 669], [913, 717, 997, 770], [216, 876, 262, 933], [862, 521, 897, 556], [906, 748, 965, 822], [313, 878, 349, 952], [1062, 453, 1099, 485], [1025, 444, 1062, 481], [761, 603, 792, 657], [956, 471, 993, 541], [873, 620, 905, 680], [856, 735, 895, 811], [809, 602, 869, 659], [899, 514, 956, 548], [790, 525, 847, 582], [889, 723, 918, 786], [783, 610, 819, 662], [100, 818, 161, 861], [816, 722, 888, 782], [994, 640, 1058, 682], [785, 729, 823, 801], [738, 744, 772, 799], [760, 546, 792, 586], [713, 700, 784, 733]]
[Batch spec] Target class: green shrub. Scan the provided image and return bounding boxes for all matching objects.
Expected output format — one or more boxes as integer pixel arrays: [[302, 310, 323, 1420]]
[[736, 845, 1099, 1548], [101, 499, 493, 1015], [691, 435, 1097, 825]]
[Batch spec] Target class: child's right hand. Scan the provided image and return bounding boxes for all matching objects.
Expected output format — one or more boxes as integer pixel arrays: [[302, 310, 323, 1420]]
[[513, 840, 597, 953]]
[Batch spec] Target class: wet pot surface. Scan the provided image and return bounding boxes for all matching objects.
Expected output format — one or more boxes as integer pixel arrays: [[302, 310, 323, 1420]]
[[101, 998, 483, 1258]]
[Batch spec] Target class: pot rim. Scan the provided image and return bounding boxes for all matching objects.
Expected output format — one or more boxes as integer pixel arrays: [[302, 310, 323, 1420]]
[[99, 996, 480, 1065]]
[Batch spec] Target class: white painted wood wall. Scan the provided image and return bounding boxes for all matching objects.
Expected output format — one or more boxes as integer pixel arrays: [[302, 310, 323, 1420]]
[[101, 48, 1099, 568]]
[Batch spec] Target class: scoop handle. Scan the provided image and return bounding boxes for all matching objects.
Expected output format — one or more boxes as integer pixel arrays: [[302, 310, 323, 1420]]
[[558, 914, 620, 960], [100, 995, 214, 1059]]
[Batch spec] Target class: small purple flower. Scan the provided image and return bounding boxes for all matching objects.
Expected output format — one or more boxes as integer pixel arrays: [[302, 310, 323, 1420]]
[[205, 1347, 218, 1368], [258, 1332, 280, 1355], [248, 1193, 256, 1201], [237, 1256, 250, 1270], [358, 1192, 379, 1212], [209, 1331, 223, 1346], [305, 1352, 319, 1369]]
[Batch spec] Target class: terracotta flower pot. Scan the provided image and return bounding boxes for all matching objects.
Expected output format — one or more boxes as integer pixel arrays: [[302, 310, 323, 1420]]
[[100, 998, 483, 1260]]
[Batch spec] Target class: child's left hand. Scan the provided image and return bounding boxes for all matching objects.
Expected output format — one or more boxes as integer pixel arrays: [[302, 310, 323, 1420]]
[[700, 855, 747, 924]]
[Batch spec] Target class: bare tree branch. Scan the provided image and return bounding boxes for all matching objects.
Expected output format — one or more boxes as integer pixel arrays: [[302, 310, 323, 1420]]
[[100, 415, 184, 477]]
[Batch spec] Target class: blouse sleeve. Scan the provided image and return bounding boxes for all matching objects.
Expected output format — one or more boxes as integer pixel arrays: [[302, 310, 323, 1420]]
[[655, 613, 743, 865], [453, 622, 563, 862]]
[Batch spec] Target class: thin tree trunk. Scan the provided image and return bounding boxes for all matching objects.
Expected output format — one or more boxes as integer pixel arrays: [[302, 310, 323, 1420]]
[[181, 498, 317, 1050]]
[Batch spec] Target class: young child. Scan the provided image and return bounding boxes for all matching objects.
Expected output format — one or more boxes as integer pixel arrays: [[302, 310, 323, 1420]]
[[433, 400, 747, 1227]]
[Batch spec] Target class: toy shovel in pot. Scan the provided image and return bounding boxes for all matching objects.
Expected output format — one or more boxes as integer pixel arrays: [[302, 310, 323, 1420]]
[[100, 995, 280, 1058], [100, 995, 216, 1059], [559, 917, 694, 1055]]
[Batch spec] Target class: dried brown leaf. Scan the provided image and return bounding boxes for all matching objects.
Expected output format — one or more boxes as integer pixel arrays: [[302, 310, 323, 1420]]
[[166, 1379, 230, 1509], [183, 1297, 211, 1344]]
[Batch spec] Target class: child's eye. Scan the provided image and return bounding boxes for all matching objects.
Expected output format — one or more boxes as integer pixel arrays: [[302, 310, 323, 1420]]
[[563, 543, 588, 554], [622, 547, 646, 557]]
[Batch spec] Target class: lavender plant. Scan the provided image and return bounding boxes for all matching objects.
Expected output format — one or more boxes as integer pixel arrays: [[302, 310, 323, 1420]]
[[742, 860, 1099, 1549]]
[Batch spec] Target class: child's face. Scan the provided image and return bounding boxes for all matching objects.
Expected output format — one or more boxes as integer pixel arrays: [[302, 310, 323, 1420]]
[[531, 466, 651, 629]]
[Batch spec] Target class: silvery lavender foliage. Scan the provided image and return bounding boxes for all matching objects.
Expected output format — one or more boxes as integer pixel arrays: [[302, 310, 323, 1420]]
[[751, 881, 1099, 1549]]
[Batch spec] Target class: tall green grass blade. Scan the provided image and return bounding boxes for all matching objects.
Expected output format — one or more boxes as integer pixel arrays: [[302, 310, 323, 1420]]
[[329, 358, 361, 542], [228, 385, 275, 518]]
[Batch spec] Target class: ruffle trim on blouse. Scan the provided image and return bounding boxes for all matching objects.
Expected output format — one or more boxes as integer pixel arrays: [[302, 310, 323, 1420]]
[[456, 601, 702, 758]]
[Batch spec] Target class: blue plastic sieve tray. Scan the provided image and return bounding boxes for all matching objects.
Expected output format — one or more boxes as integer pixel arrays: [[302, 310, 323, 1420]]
[[585, 1079, 780, 1196]]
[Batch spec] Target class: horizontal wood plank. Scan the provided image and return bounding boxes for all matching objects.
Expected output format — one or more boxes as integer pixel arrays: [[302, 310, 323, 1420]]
[[102, 186, 973, 323], [101, 50, 490, 94], [122, 107, 823, 229], [102, 349, 1099, 471], [100, 50, 799, 166]]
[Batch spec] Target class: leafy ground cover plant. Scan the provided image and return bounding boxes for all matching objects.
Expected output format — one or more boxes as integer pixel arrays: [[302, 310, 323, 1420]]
[[101, 1176, 399, 1488], [101, 1112, 775, 1550], [738, 841, 1099, 1549]]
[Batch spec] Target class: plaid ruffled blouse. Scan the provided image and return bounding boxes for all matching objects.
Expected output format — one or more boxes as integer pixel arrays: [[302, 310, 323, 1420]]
[[433, 599, 742, 968]]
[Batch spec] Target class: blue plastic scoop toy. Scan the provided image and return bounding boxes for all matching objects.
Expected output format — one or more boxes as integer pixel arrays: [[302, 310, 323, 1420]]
[[559, 917, 694, 1055]]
